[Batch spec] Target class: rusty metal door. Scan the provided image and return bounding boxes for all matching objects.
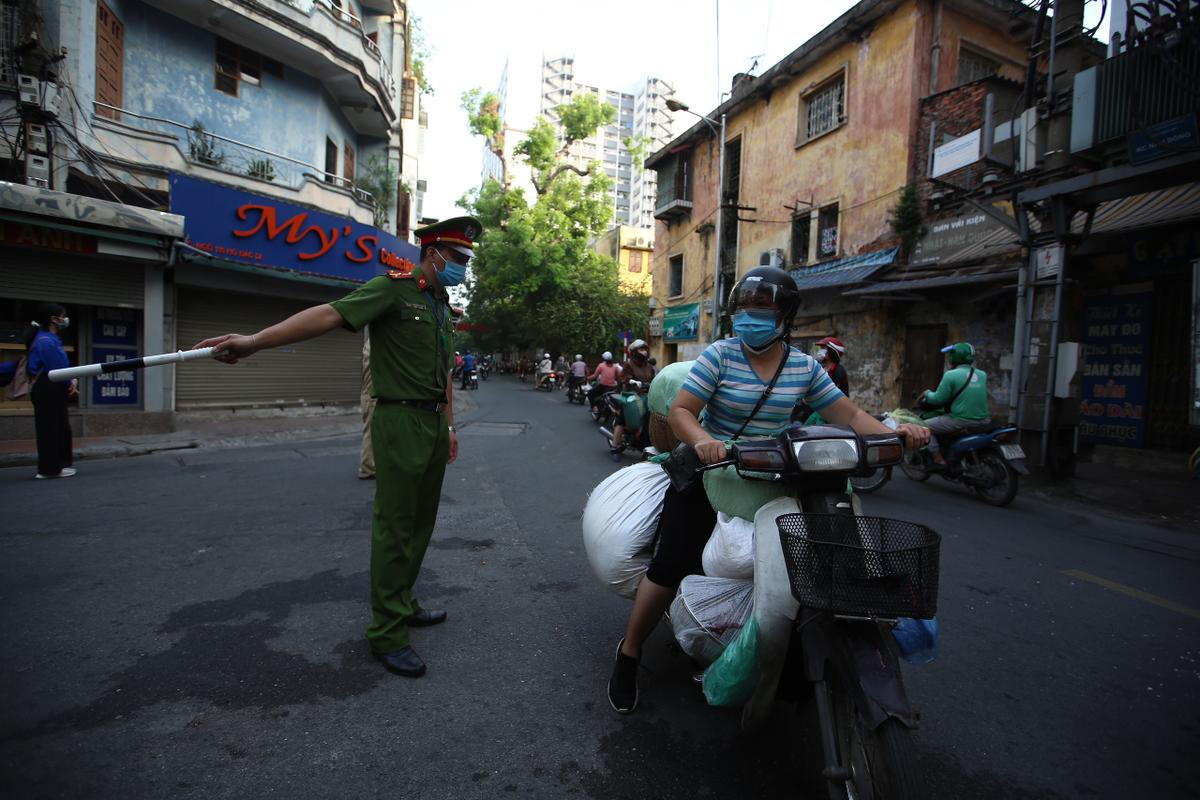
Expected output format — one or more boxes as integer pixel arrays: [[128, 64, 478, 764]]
[[902, 324, 948, 403]]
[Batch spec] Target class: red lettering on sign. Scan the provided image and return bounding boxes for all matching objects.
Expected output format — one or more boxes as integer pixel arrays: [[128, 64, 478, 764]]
[[347, 234, 377, 263], [379, 248, 416, 271], [232, 204, 341, 261]]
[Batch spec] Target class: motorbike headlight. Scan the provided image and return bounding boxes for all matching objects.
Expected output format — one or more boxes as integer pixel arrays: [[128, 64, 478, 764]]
[[791, 439, 859, 472]]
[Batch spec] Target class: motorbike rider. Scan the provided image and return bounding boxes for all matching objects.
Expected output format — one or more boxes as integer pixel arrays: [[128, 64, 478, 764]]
[[568, 353, 587, 395], [921, 342, 990, 467], [816, 336, 849, 396], [453, 351, 463, 380], [607, 266, 930, 714], [607, 340, 655, 461], [588, 351, 621, 405], [535, 352, 554, 389], [459, 350, 477, 390]]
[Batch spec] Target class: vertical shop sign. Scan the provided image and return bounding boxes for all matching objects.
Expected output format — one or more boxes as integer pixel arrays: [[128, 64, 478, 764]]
[[91, 307, 139, 406], [1079, 285, 1152, 447]]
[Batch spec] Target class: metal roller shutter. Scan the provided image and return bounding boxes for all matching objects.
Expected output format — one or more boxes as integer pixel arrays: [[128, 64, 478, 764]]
[[176, 288, 361, 408], [0, 254, 144, 308]]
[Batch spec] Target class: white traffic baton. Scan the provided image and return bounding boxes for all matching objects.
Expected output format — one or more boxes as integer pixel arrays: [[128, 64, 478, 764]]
[[48, 347, 218, 382]]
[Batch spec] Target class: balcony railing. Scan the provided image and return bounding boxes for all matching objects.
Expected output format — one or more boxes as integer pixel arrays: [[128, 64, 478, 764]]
[[92, 102, 375, 208], [280, 0, 396, 100]]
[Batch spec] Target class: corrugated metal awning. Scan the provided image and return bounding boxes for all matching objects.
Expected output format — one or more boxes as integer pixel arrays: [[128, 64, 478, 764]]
[[789, 247, 898, 290], [845, 267, 1019, 296]]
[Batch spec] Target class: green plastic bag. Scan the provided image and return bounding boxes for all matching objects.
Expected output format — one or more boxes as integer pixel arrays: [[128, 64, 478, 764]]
[[888, 407, 929, 427], [704, 465, 793, 521], [702, 615, 760, 707], [621, 392, 647, 430], [648, 360, 695, 417]]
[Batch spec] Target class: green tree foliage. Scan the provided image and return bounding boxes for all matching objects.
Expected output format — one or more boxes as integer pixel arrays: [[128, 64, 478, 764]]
[[459, 93, 646, 357], [353, 154, 398, 230], [461, 88, 506, 186], [888, 184, 927, 260], [408, 16, 432, 94]]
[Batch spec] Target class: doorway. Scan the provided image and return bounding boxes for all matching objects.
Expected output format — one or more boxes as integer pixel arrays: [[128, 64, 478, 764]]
[[902, 324, 948, 403]]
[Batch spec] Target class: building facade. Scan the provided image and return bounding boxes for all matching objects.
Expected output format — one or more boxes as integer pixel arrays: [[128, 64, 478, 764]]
[[1, 0, 421, 437], [593, 225, 655, 296], [540, 57, 675, 229]]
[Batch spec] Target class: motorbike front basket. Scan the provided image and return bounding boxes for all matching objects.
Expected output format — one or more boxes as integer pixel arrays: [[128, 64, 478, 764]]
[[776, 514, 940, 619]]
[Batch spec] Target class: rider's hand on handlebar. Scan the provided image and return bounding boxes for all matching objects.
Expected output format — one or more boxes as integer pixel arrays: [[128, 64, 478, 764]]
[[895, 423, 931, 451], [694, 438, 728, 465]]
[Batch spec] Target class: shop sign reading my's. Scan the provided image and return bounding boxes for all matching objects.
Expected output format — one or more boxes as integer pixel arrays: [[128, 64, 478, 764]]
[[168, 174, 421, 283], [1079, 284, 1152, 448]]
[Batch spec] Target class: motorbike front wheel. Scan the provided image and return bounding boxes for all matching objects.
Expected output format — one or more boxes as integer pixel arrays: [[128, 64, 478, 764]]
[[898, 452, 931, 482], [849, 466, 891, 494], [818, 672, 925, 800], [971, 450, 1019, 507]]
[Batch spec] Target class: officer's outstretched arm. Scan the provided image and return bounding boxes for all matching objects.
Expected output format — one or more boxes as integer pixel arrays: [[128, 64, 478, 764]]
[[194, 304, 344, 364]]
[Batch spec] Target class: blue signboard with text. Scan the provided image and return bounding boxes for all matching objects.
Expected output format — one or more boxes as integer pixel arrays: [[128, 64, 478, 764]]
[[168, 174, 421, 283], [1079, 285, 1152, 448], [90, 347, 139, 406]]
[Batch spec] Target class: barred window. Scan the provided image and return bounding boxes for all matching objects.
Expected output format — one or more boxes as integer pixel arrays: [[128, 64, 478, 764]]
[[803, 76, 845, 142], [956, 48, 999, 86]]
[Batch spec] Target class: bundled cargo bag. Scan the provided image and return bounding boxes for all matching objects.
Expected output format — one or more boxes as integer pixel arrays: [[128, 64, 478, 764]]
[[670, 575, 754, 667], [581, 462, 671, 598], [701, 616, 761, 707], [647, 360, 694, 418], [701, 512, 755, 579]]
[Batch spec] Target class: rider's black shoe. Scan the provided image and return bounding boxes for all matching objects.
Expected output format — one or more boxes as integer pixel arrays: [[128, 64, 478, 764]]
[[608, 639, 639, 714]]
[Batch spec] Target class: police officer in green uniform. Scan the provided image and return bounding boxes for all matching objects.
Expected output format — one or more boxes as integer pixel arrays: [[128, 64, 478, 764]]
[[195, 216, 481, 678]]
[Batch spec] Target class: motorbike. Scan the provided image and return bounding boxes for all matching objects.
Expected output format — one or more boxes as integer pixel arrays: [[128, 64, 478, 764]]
[[479, 362, 490, 381], [898, 408, 1027, 506], [589, 383, 618, 426], [597, 380, 650, 458], [461, 369, 479, 391], [661, 424, 937, 799], [536, 371, 558, 392], [567, 377, 587, 405]]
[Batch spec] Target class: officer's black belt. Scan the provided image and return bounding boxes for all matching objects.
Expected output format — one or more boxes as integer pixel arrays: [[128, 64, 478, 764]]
[[379, 398, 448, 413]]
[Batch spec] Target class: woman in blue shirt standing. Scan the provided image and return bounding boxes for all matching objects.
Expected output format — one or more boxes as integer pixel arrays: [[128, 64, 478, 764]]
[[26, 302, 77, 479], [606, 267, 930, 713]]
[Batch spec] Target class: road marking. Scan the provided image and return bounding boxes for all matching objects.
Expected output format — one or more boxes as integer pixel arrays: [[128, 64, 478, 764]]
[[1063, 569, 1200, 621]]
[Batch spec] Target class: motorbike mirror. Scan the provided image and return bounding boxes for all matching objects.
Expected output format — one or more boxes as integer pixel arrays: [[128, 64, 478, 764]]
[[863, 434, 904, 467]]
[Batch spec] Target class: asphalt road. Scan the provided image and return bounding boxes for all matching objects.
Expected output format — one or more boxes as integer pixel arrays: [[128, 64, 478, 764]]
[[2, 375, 1198, 799]]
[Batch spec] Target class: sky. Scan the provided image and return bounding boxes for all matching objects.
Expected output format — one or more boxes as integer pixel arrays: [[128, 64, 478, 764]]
[[411, 0, 1109, 222]]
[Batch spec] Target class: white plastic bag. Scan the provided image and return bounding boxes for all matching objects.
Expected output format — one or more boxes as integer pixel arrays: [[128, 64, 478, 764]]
[[581, 462, 671, 598], [670, 575, 754, 667], [701, 512, 755, 579]]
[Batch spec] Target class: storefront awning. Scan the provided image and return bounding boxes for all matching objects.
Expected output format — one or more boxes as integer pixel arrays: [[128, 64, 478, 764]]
[[845, 265, 1019, 296], [1082, 181, 1200, 235], [789, 247, 898, 290]]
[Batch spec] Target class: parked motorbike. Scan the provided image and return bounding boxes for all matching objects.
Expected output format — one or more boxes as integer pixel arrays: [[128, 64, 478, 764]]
[[597, 380, 650, 458], [899, 414, 1027, 506], [661, 424, 936, 799]]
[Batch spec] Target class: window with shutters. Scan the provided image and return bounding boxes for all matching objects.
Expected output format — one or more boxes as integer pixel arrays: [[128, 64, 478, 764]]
[[955, 47, 1000, 86], [324, 138, 338, 184], [95, 1, 123, 119], [214, 38, 279, 97], [791, 212, 811, 266], [668, 254, 683, 297], [628, 250, 643, 273], [397, 188, 411, 237], [400, 78, 416, 119], [343, 142, 356, 183]]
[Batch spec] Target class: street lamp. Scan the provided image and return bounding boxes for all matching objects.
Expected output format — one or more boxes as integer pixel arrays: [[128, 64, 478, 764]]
[[665, 98, 727, 342]]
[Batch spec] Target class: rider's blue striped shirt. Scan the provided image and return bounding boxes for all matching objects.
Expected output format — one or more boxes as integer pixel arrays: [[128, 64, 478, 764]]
[[682, 339, 843, 440]]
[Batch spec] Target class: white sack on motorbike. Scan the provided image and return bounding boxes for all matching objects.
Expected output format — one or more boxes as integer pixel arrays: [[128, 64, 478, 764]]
[[670, 575, 754, 667], [581, 462, 671, 598], [701, 512, 755, 579]]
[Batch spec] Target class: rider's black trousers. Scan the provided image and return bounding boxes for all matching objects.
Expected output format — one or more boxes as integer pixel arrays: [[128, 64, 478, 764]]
[[644, 479, 716, 590]]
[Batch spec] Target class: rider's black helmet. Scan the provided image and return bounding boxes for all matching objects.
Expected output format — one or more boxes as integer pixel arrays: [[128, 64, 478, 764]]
[[727, 266, 801, 329]]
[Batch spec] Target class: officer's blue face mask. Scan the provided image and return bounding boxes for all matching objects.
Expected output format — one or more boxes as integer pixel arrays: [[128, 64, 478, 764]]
[[732, 310, 781, 351], [434, 249, 468, 287]]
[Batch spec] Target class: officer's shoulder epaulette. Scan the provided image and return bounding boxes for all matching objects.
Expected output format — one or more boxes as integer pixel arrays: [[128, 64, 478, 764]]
[[387, 269, 430, 290]]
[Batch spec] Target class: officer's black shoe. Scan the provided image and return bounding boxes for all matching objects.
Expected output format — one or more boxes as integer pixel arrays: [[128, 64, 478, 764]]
[[607, 638, 639, 714], [406, 608, 447, 627], [374, 646, 426, 678]]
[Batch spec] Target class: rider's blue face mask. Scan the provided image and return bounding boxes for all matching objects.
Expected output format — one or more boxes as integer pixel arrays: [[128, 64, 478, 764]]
[[732, 310, 780, 350], [435, 249, 468, 287]]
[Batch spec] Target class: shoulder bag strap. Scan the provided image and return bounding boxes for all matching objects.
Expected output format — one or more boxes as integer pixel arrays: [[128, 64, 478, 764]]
[[731, 344, 790, 442], [941, 366, 975, 413]]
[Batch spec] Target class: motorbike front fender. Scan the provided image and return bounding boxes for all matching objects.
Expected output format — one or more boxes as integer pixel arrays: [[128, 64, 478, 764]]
[[1007, 456, 1030, 475], [838, 623, 918, 730]]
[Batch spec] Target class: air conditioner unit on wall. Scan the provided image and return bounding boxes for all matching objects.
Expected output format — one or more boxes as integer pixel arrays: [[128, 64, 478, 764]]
[[759, 248, 785, 267]]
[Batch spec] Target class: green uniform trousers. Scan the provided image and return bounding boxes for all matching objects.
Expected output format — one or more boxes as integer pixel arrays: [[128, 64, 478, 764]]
[[367, 402, 449, 653]]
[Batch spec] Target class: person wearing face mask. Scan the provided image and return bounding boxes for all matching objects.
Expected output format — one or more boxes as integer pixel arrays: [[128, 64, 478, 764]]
[[796, 336, 850, 425], [606, 266, 931, 714], [607, 340, 655, 460], [25, 302, 78, 479], [194, 216, 482, 680]]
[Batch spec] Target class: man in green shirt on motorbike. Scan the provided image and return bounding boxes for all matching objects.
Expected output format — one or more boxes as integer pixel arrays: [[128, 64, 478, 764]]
[[921, 342, 990, 467]]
